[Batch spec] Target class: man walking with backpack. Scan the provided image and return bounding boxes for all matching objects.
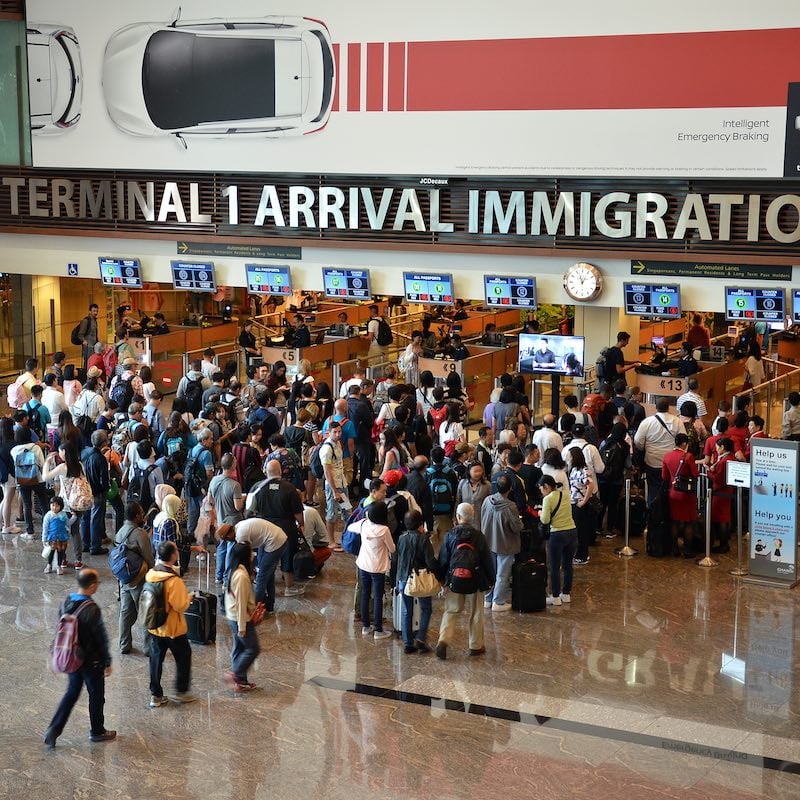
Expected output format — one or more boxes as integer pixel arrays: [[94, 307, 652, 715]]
[[426, 446, 458, 555], [366, 304, 393, 365], [142, 540, 196, 708], [44, 568, 116, 749], [435, 503, 495, 660], [113, 502, 154, 654]]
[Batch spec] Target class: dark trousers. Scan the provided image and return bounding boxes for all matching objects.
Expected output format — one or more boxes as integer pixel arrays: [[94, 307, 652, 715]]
[[109, 494, 124, 536], [573, 503, 595, 561], [149, 634, 192, 698], [19, 482, 51, 534], [47, 664, 105, 739], [359, 569, 386, 631], [354, 439, 374, 491], [81, 494, 107, 552], [645, 466, 664, 508], [599, 481, 623, 532], [227, 620, 261, 683]]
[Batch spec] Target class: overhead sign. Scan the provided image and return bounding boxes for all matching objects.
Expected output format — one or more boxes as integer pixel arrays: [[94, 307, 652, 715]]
[[484, 275, 537, 309], [725, 287, 785, 322], [322, 268, 371, 300], [403, 272, 454, 305], [177, 241, 301, 260], [245, 265, 291, 296], [631, 260, 792, 281], [748, 439, 798, 587], [170, 260, 217, 293], [98, 257, 142, 288], [623, 282, 681, 319]]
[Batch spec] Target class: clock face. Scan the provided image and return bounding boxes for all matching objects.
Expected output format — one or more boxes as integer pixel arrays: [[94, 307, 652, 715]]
[[563, 263, 602, 301]]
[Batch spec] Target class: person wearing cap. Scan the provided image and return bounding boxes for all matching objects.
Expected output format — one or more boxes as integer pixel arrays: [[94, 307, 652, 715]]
[[381, 468, 410, 541], [446, 441, 471, 482], [320, 421, 348, 550]]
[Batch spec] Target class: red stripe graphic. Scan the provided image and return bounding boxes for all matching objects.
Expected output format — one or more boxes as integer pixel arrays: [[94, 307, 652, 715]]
[[403, 28, 800, 110], [387, 42, 406, 111], [347, 43, 361, 112], [332, 43, 340, 112], [366, 43, 384, 111]]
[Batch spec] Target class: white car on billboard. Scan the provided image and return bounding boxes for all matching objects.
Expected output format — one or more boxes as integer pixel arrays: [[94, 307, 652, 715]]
[[27, 24, 83, 134], [101, 13, 335, 144]]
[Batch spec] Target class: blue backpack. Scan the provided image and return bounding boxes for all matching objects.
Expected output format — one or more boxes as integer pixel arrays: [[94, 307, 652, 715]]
[[342, 502, 368, 555], [427, 465, 455, 515], [14, 447, 40, 486], [108, 528, 145, 585]]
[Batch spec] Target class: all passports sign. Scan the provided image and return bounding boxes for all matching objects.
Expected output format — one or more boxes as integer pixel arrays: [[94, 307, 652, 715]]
[[746, 439, 799, 589]]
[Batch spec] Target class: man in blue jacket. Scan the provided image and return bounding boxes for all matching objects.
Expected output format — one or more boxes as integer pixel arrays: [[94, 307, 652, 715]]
[[435, 503, 496, 660], [81, 430, 111, 556], [44, 568, 115, 748]]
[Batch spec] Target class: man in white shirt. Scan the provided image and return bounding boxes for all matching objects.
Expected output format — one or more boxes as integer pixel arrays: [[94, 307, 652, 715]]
[[339, 362, 366, 399], [365, 305, 388, 365], [562, 424, 605, 480], [217, 517, 288, 612], [676, 378, 708, 422], [710, 400, 731, 436], [41, 373, 67, 424], [531, 415, 563, 467], [320, 422, 349, 547], [634, 398, 681, 505], [200, 348, 217, 382], [782, 391, 800, 440]]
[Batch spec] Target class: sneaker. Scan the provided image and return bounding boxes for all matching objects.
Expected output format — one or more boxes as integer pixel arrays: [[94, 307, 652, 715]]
[[373, 630, 392, 640], [404, 644, 418, 654], [43, 730, 56, 750], [546, 595, 563, 606], [234, 682, 257, 693], [604, 532, 618, 539], [89, 729, 117, 743], [572, 557, 589, 565], [435, 642, 447, 660], [414, 640, 431, 654], [20, 533, 35, 541], [172, 692, 198, 704], [468, 647, 486, 656], [90, 547, 109, 556], [560, 593, 571, 603], [72, 561, 83, 569], [361, 626, 374, 636], [62, 560, 74, 568], [43, 564, 52, 574], [7, 525, 20, 533], [284, 586, 304, 596], [56, 567, 66, 576], [149, 695, 169, 708], [483, 598, 493, 609], [491, 602, 512, 612]]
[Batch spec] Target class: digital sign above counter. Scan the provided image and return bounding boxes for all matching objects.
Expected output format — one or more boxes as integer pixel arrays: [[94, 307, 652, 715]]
[[484, 275, 537, 308], [322, 268, 371, 300], [623, 282, 681, 319], [403, 272, 454, 305], [171, 261, 216, 292], [98, 257, 143, 288], [245, 265, 291, 295], [725, 287, 784, 322]]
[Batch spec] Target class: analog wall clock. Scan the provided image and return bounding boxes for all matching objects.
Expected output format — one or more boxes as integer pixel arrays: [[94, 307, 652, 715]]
[[563, 262, 603, 302]]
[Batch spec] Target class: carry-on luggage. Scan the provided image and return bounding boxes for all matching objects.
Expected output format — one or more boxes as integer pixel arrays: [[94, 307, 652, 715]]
[[186, 554, 217, 644], [617, 493, 647, 537], [392, 586, 421, 637], [293, 535, 316, 580], [511, 557, 547, 612], [645, 491, 672, 557]]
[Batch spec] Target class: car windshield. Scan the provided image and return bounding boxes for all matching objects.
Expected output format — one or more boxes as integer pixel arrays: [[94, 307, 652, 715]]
[[143, 30, 275, 129]]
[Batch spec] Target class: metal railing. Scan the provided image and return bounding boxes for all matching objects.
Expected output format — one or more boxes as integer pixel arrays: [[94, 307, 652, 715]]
[[731, 358, 800, 438], [181, 344, 243, 382]]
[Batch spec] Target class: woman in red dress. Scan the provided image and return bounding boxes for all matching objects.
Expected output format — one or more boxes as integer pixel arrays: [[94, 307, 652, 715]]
[[707, 437, 735, 553], [662, 434, 700, 556]]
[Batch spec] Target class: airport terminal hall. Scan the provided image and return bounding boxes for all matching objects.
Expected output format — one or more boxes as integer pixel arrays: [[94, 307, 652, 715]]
[[2, 2, 800, 799]]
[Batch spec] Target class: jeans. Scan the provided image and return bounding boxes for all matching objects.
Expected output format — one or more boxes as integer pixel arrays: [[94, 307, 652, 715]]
[[119, 581, 146, 653], [187, 494, 202, 541], [252, 540, 287, 611], [80, 494, 106, 552], [645, 466, 663, 508], [227, 620, 260, 683], [489, 553, 515, 606], [149, 634, 192, 698], [69, 510, 84, 563], [19, 482, 51, 534], [46, 664, 105, 739], [359, 569, 386, 631], [547, 528, 577, 597], [397, 580, 432, 646], [215, 539, 229, 583]]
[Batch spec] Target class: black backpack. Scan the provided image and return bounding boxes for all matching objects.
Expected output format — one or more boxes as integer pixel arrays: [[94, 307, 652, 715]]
[[24, 401, 44, 439], [375, 317, 394, 346], [70, 321, 84, 346], [599, 440, 625, 483], [128, 464, 156, 511], [139, 574, 174, 629], [447, 532, 480, 594], [110, 375, 134, 411], [183, 448, 209, 498], [183, 378, 204, 417]]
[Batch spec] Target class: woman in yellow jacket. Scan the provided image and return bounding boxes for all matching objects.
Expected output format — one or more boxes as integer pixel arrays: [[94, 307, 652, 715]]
[[145, 540, 196, 708], [224, 541, 262, 693], [538, 474, 577, 608]]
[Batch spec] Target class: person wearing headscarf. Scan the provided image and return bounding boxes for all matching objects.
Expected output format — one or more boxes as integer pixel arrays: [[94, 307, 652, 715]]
[[151, 493, 203, 575]]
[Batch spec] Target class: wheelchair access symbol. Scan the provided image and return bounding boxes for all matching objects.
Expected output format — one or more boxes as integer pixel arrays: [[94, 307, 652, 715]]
[[67, 263, 79, 277]]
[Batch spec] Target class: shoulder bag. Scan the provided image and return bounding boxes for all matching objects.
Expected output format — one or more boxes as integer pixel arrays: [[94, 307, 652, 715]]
[[672, 453, 696, 493]]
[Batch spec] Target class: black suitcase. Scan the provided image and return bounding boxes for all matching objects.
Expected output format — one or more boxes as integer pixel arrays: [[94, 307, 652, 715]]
[[293, 534, 316, 580], [186, 554, 217, 644], [511, 558, 547, 612], [645, 492, 672, 557]]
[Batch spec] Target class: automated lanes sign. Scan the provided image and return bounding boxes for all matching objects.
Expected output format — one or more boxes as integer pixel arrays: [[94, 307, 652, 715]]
[[177, 241, 302, 260], [631, 260, 791, 282]]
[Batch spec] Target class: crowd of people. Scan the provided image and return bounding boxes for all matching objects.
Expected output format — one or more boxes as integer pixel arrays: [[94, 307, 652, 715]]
[[2, 312, 782, 749]]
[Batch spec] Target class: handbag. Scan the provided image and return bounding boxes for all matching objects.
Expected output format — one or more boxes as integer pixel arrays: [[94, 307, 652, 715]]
[[587, 492, 603, 516], [404, 568, 439, 598], [41, 544, 52, 560], [538, 490, 563, 540], [672, 454, 696, 493], [250, 601, 266, 626]]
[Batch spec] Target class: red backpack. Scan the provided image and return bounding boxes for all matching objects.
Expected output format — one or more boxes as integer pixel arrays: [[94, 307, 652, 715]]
[[103, 346, 118, 378], [429, 404, 448, 437], [50, 599, 93, 673]]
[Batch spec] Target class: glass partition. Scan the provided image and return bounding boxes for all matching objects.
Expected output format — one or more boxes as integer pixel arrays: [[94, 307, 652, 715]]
[[0, 21, 31, 165]]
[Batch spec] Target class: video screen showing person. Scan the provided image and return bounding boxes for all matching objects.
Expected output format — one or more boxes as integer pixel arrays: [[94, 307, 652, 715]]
[[518, 334, 585, 378]]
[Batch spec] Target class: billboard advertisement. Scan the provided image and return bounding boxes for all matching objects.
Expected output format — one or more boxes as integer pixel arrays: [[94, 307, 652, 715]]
[[25, 1, 800, 177]]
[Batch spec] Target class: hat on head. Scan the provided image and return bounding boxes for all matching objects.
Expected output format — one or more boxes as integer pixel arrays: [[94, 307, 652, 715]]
[[123, 356, 136, 366], [381, 469, 403, 488], [86, 366, 103, 379], [454, 442, 470, 455]]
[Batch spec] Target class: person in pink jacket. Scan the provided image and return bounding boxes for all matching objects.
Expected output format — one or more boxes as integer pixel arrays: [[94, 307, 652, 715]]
[[354, 502, 396, 640]]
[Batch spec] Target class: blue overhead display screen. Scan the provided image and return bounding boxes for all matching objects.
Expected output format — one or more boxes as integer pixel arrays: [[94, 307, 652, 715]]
[[171, 261, 216, 293], [623, 282, 681, 319], [245, 265, 291, 296], [98, 257, 143, 288], [403, 272, 454, 305], [484, 275, 537, 308], [793, 290, 800, 324], [725, 287, 784, 322], [322, 268, 371, 300]]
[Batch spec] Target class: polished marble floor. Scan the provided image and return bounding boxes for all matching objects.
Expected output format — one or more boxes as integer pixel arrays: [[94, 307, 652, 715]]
[[0, 527, 798, 800]]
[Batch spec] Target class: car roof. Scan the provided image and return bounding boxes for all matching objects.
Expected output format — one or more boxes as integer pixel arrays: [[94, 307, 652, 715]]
[[143, 29, 276, 129]]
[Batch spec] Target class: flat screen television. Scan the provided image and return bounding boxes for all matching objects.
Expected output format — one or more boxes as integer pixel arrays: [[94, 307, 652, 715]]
[[171, 260, 216, 292], [623, 282, 681, 319], [98, 257, 143, 288], [518, 333, 585, 378], [403, 271, 454, 305], [484, 275, 537, 309], [792, 289, 800, 324], [245, 264, 291, 295], [725, 286, 784, 322], [322, 267, 371, 300]]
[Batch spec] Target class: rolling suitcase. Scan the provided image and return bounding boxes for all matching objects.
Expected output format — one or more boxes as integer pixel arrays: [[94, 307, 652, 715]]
[[511, 557, 547, 612], [186, 554, 217, 644], [293, 535, 316, 580], [392, 586, 421, 637], [645, 492, 672, 557]]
